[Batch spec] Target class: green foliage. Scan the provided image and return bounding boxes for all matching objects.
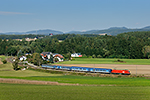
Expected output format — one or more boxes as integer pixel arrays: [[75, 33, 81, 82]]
[[2, 60, 7, 64], [71, 58, 75, 61], [54, 57, 59, 62], [92, 54, 96, 58], [148, 55, 150, 59], [97, 54, 102, 58], [49, 54, 54, 63], [1, 31, 150, 59], [142, 46, 150, 58], [0, 34, 44, 39], [32, 53, 43, 66], [12, 58, 19, 70], [63, 52, 71, 60]]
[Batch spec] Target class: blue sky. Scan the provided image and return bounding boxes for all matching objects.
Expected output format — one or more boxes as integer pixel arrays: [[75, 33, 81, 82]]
[[0, 0, 150, 33]]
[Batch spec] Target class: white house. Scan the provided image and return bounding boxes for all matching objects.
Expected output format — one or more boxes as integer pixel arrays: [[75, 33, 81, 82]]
[[71, 53, 82, 57], [40, 52, 64, 62], [19, 56, 27, 61], [53, 54, 64, 62], [40, 52, 52, 60]]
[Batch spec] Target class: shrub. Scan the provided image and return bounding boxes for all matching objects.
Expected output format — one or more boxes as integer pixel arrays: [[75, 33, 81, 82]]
[[12, 58, 19, 70], [88, 56, 92, 58], [92, 54, 96, 58], [71, 58, 75, 61], [2, 60, 7, 64], [148, 55, 150, 59], [97, 54, 102, 58], [54, 58, 59, 62]]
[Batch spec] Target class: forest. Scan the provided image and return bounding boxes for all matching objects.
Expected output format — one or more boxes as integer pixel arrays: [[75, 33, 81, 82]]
[[0, 31, 150, 59]]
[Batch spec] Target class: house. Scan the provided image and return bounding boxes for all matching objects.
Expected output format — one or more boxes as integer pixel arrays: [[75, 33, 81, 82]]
[[19, 56, 27, 61], [53, 54, 64, 62], [71, 53, 82, 57], [49, 33, 53, 36], [40, 52, 64, 62], [40, 52, 52, 60]]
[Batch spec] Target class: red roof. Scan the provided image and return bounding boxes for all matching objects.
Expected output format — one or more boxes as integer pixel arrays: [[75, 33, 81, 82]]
[[54, 54, 64, 58]]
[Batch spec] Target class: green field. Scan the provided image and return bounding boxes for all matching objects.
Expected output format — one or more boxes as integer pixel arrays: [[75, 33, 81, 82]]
[[58, 58, 150, 65], [0, 62, 62, 77], [1, 83, 150, 100], [0, 55, 7, 61], [1, 75, 150, 87], [1, 56, 150, 100]]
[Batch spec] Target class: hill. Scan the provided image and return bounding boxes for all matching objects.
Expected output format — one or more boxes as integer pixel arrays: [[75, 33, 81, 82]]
[[0, 29, 64, 35], [67, 26, 150, 35], [1, 26, 150, 36]]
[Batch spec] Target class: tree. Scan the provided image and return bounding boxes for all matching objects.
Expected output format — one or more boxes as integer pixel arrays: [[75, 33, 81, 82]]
[[97, 54, 102, 58], [142, 46, 150, 58], [92, 54, 96, 58], [21, 46, 31, 54], [49, 54, 54, 63], [12, 58, 19, 70], [2, 60, 7, 64], [6, 46, 18, 56], [33, 53, 43, 66], [66, 52, 71, 60], [17, 50, 23, 58]]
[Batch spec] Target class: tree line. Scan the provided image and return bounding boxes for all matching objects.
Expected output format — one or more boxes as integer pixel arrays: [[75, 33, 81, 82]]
[[0, 34, 44, 39], [0, 31, 150, 59]]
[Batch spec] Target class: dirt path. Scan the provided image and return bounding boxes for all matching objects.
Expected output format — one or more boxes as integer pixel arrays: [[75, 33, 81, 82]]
[[0, 58, 3, 64], [0, 78, 80, 86], [0, 78, 117, 86], [57, 64, 150, 75]]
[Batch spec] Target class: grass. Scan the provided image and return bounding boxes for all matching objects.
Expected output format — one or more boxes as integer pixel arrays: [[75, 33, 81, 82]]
[[0, 55, 7, 61], [0, 83, 150, 100], [58, 58, 150, 65], [1, 75, 150, 87], [0, 58, 150, 87], [0, 61, 62, 77], [1, 56, 150, 100]]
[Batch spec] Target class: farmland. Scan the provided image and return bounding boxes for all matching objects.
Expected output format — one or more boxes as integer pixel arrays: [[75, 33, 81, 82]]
[[58, 58, 150, 65], [1, 83, 150, 100], [0, 56, 150, 100]]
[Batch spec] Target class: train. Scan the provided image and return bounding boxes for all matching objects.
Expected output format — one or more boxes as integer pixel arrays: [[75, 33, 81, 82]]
[[41, 64, 131, 75]]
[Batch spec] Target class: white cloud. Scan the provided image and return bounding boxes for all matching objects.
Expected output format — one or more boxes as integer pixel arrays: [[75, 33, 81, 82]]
[[0, 11, 31, 15]]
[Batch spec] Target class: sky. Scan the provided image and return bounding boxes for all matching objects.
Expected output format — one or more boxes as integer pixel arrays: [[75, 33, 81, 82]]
[[0, 0, 150, 33]]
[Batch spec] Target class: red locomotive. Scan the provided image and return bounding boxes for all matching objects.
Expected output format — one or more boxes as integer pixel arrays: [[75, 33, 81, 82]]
[[111, 69, 130, 75]]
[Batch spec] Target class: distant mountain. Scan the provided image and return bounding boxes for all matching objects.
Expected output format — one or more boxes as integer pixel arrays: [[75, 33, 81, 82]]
[[67, 26, 150, 35], [26, 29, 64, 35], [0, 29, 64, 35], [1, 26, 150, 36], [0, 32, 26, 35]]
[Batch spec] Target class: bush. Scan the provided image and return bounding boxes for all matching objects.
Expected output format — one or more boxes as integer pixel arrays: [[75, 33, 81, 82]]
[[88, 56, 92, 58], [92, 54, 96, 58], [148, 55, 150, 59], [71, 58, 75, 61], [97, 54, 102, 58], [54, 58, 59, 62], [43, 60, 48, 64], [12, 58, 19, 70], [2, 60, 7, 64]]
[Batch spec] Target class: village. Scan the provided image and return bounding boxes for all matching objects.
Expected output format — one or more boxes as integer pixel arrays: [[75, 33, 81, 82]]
[[19, 52, 82, 63]]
